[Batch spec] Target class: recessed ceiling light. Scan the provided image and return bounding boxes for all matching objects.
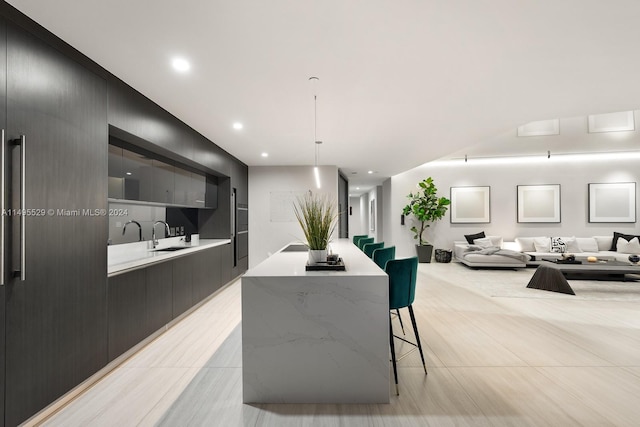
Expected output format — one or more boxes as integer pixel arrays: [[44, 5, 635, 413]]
[[171, 57, 190, 72], [356, 187, 360, 190], [125, 172, 132, 176], [368, 170, 373, 174], [261, 152, 268, 157], [233, 122, 243, 130]]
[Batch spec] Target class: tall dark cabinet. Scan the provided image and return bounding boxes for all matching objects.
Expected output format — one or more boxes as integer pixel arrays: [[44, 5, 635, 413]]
[[0, 16, 7, 427], [2, 21, 108, 426]]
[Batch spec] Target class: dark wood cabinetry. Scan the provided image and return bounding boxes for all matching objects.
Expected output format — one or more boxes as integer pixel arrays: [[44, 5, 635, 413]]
[[144, 262, 173, 337], [108, 78, 194, 161], [172, 255, 194, 318], [108, 269, 146, 361], [108, 246, 226, 362], [108, 262, 173, 361], [3, 21, 108, 427], [0, 16, 6, 427], [0, 4, 247, 424]]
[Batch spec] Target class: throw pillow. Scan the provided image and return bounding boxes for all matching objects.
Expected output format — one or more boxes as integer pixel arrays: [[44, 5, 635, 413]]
[[464, 231, 485, 244], [515, 237, 536, 252], [616, 237, 640, 254], [563, 237, 582, 253], [610, 232, 640, 251], [487, 236, 503, 248], [473, 237, 493, 248], [533, 237, 550, 252], [576, 237, 598, 252], [550, 237, 567, 253]]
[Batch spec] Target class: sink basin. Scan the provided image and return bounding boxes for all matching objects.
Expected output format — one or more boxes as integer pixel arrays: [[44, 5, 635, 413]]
[[153, 246, 189, 252], [281, 244, 309, 252]]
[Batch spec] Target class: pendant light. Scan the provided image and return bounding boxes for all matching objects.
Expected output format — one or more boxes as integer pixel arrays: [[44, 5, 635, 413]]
[[310, 76, 321, 189]]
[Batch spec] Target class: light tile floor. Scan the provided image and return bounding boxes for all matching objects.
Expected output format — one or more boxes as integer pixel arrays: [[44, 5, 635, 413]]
[[38, 262, 640, 426]]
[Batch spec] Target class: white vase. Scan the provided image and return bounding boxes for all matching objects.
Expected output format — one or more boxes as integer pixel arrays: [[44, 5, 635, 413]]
[[308, 249, 327, 265]]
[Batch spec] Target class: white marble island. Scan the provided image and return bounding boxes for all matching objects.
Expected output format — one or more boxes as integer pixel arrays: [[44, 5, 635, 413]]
[[242, 239, 390, 403]]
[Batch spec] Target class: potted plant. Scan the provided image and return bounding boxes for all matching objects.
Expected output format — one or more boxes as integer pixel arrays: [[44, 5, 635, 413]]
[[402, 177, 450, 263], [294, 191, 338, 264]]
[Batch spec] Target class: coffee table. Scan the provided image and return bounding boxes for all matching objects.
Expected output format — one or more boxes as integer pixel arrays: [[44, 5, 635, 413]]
[[526, 260, 640, 295]]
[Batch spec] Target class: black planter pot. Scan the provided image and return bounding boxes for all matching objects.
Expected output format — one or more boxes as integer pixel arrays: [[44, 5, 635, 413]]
[[415, 244, 434, 263]]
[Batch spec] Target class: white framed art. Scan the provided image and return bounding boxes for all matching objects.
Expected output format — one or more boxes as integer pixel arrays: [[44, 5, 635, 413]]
[[516, 119, 560, 137], [588, 111, 635, 133], [370, 199, 376, 231], [450, 186, 490, 223], [517, 184, 561, 223], [588, 182, 636, 223]]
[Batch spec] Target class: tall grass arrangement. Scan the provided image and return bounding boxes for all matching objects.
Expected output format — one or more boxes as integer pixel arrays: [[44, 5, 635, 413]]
[[293, 192, 338, 250]]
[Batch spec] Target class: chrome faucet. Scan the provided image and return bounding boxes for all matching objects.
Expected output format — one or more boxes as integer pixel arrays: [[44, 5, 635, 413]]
[[122, 220, 142, 241], [152, 220, 170, 248]]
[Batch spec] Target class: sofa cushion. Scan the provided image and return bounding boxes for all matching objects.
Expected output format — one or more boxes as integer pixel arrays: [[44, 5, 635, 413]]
[[487, 235, 503, 248], [473, 237, 493, 248], [464, 231, 485, 244], [515, 237, 543, 252], [576, 237, 598, 252], [609, 232, 640, 251], [616, 237, 640, 254], [533, 237, 550, 252], [594, 236, 614, 251], [563, 237, 582, 253]]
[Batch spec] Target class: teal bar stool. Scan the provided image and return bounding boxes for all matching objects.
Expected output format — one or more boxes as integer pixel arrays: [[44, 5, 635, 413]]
[[363, 241, 384, 258], [373, 246, 405, 335], [357, 237, 374, 251], [372, 246, 395, 270], [386, 256, 427, 395], [352, 234, 368, 246]]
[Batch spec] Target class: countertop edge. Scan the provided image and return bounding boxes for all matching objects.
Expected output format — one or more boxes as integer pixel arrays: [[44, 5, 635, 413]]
[[108, 239, 231, 277]]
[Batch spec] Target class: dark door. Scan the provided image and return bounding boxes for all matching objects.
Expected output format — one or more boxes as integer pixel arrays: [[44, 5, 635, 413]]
[[4, 22, 108, 426], [338, 173, 349, 238]]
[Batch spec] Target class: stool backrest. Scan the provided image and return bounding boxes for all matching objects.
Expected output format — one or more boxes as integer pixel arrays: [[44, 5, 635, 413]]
[[385, 257, 419, 310], [352, 235, 368, 246], [357, 237, 374, 251], [363, 242, 384, 258], [372, 246, 395, 270]]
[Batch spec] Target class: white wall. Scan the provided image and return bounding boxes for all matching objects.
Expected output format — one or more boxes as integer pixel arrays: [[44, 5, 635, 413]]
[[359, 193, 369, 236], [390, 156, 640, 259], [348, 196, 364, 236], [248, 165, 339, 267]]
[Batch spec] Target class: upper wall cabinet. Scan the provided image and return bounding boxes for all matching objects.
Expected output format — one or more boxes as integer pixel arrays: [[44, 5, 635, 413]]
[[107, 78, 193, 161], [108, 143, 216, 208], [152, 159, 175, 204]]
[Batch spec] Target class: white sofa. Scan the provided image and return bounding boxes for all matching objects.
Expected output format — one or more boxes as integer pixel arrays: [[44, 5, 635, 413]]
[[454, 236, 529, 268], [454, 233, 640, 268], [515, 235, 639, 264]]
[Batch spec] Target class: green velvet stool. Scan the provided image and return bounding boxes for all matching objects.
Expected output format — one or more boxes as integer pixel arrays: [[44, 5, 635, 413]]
[[386, 256, 427, 395], [352, 234, 368, 246], [357, 237, 374, 251], [363, 242, 384, 258]]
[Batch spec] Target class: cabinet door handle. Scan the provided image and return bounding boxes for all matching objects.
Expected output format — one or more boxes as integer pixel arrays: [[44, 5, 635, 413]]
[[20, 134, 26, 281], [1, 129, 5, 285], [11, 135, 26, 281]]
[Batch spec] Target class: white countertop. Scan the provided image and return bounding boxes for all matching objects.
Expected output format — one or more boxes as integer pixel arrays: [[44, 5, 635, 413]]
[[244, 239, 386, 278], [108, 236, 231, 277]]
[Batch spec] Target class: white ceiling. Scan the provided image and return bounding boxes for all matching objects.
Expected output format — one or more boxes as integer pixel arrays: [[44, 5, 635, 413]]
[[7, 0, 640, 194]]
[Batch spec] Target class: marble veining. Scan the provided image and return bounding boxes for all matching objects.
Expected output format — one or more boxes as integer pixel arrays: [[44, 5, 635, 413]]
[[242, 239, 389, 403]]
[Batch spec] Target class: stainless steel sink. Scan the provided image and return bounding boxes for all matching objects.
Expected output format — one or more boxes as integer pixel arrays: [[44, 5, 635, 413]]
[[153, 246, 189, 252]]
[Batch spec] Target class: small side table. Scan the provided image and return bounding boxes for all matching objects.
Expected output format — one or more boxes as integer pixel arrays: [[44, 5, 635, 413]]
[[526, 263, 575, 295]]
